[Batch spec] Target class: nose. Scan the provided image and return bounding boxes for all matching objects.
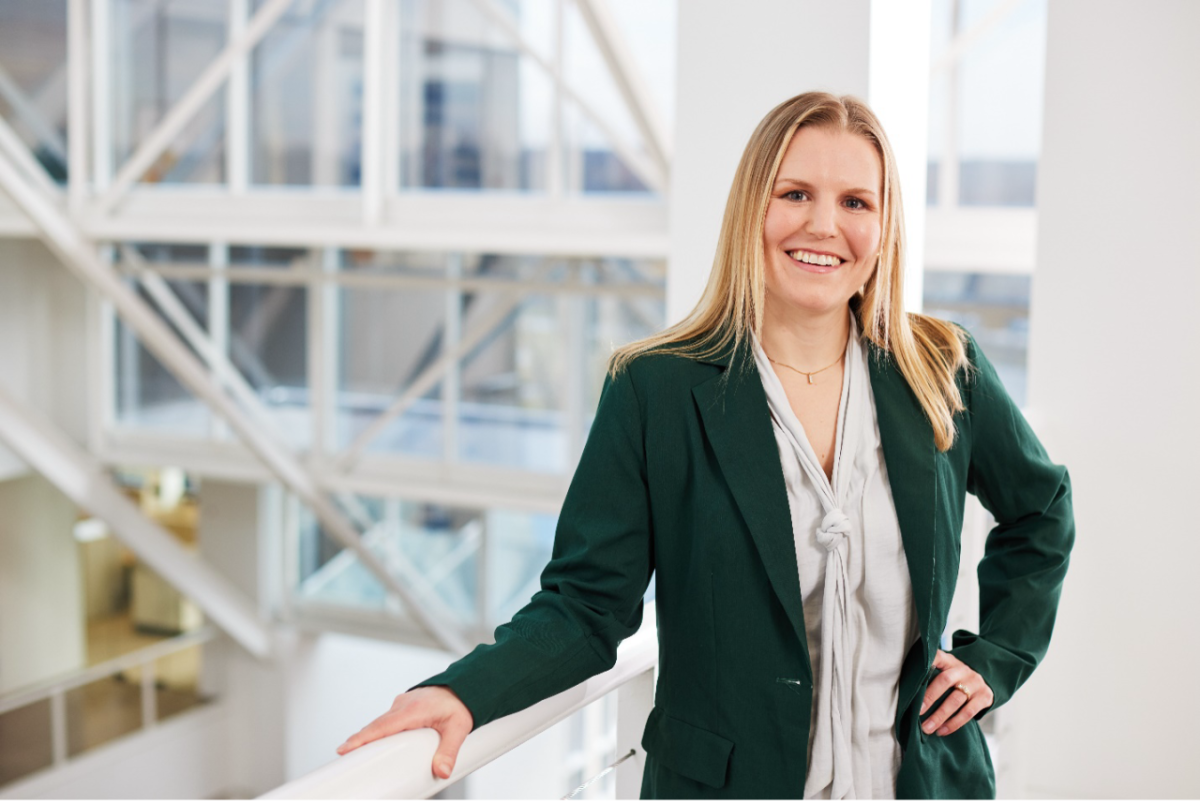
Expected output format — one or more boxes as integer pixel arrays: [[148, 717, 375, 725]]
[[805, 198, 838, 238]]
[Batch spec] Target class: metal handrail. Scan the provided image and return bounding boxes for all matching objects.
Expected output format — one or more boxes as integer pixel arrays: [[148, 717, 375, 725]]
[[261, 602, 658, 800], [0, 625, 217, 716]]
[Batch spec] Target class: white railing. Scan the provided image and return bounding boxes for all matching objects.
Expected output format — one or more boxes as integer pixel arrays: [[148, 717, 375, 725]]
[[0, 625, 217, 771], [262, 603, 658, 800]]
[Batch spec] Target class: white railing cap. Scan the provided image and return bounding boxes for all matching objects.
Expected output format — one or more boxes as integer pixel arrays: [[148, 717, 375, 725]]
[[263, 602, 658, 800]]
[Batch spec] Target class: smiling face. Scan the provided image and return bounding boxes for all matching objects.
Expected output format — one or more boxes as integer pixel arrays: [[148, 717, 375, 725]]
[[761, 125, 884, 322]]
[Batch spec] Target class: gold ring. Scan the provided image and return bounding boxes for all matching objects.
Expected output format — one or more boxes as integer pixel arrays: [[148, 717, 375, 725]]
[[954, 683, 972, 702]]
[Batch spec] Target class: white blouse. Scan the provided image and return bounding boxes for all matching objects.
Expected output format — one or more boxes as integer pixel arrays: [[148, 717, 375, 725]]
[[752, 315, 918, 800]]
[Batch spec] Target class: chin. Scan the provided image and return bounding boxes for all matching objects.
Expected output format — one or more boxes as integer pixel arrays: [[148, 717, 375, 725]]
[[765, 282, 851, 318]]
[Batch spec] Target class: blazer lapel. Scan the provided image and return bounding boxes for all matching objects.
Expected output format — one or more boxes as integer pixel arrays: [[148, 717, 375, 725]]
[[867, 345, 937, 695], [692, 348, 813, 684]]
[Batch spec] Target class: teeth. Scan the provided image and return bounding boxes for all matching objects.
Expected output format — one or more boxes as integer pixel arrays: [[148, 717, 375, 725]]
[[789, 249, 842, 267]]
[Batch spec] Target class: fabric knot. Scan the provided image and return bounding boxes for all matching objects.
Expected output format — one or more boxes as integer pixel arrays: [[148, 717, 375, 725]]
[[816, 508, 851, 551]]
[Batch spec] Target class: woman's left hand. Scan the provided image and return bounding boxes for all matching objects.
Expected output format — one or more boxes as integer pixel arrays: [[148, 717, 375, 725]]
[[919, 649, 995, 737]]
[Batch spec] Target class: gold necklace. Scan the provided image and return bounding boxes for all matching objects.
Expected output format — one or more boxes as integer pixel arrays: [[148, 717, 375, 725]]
[[766, 351, 844, 385]]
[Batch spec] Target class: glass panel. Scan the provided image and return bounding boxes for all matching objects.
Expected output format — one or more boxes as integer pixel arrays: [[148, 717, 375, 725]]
[[561, 99, 648, 194], [228, 283, 309, 448], [605, 0, 676, 129], [485, 508, 555, 624], [562, 3, 651, 194], [0, 1, 69, 182], [114, 262, 212, 436], [153, 650, 206, 722], [251, 0, 364, 187], [293, 495, 557, 631], [296, 497, 482, 625], [922, 271, 1030, 404], [399, 0, 553, 191], [337, 285, 446, 459], [0, 699, 54, 786], [458, 288, 568, 473], [66, 675, 143, 757], [581, 280, 666, 436], [110, 0, 227, 185], [955, 0, 1047, 206]]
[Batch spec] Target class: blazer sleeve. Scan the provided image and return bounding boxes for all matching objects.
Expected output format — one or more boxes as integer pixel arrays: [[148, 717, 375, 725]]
[[410, 363, 656, 729], [949, 334, 1075, 717]]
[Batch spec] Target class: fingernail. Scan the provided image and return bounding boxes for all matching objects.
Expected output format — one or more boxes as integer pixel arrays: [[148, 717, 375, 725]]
[[437, 762, 452, 778], [337, 742, 350, 753], [922, 722, 935, 734], [937, 727, 949, 736]]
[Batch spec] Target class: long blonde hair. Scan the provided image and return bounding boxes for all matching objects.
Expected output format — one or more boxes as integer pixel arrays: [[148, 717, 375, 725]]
[[609, 91, 969, 451]]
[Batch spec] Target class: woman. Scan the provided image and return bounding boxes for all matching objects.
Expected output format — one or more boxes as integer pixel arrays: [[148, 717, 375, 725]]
[[337, 92, 1074, 799]]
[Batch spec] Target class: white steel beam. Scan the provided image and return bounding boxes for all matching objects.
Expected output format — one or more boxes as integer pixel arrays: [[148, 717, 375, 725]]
[[361, 0, 385, 225], [95, 0, 295, 215], [121, 262, 664, 298], [68, 0, 90, 214], [573, 0, 672, 170], [0, 382, 272, 659], [0, 113, 64, 202], [227, 0, 251, 194], [90, 0, 112, 190], [938, 0, 962, 211], [468, 0, 666, 193], [0, 146, 471, 657], [547, 0, 565, 196]]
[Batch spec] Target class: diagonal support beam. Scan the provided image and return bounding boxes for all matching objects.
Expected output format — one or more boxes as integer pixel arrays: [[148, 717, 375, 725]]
[[0, 112, 63, 201], [573, 0, 672, 170], [0, 381, 272, 659], [95, 0, 295, 215], [124, 246, 285, 440], [0, 63, 70, 169], [0, 144, 471, 657], [468, 0, 667, 193]]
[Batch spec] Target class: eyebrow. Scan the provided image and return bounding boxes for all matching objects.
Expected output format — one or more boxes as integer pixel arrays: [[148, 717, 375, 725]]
[[774, 177, 879, 198]]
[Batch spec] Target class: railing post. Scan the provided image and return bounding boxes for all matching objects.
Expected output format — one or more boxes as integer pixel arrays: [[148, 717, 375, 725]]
[[614, 667, 654, 798], [49, 688, 68, 766], [140, 659, 158, 728]]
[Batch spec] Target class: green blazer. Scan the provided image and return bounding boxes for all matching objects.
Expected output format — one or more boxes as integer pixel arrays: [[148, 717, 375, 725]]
[[417, 330, 1074, 799]]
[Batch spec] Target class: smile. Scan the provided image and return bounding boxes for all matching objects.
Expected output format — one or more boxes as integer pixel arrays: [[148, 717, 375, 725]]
[[787, 248, 844, 272]]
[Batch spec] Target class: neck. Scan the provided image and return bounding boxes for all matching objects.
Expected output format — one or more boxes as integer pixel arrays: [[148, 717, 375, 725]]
[[760, 297, 851, 371]]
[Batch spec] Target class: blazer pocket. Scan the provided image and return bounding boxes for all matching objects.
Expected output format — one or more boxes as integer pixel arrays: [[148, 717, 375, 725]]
[[640, 706, 734, 789]]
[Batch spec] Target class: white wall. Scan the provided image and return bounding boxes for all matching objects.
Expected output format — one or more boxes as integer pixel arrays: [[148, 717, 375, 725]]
[[0, 704, 230, 800], [0, 474, 85, 695], [0, 240, 90, 448], [668, 0, 931, 323], [1020, 0, 1200, 797]]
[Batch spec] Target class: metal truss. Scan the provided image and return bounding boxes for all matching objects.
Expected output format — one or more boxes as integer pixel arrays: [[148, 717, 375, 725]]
[[0, 0, 675, 649], [0, 116, 471, 656]]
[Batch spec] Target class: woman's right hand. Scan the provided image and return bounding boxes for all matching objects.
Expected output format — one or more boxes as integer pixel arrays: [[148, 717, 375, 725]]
[[336, 685, 474, 780]]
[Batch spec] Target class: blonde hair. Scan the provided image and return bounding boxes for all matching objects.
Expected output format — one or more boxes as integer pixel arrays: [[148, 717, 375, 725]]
[[609, 91, 969, 451]]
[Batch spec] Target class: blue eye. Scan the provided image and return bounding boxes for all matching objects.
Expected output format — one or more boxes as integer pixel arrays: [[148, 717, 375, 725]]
[[783, 190, 807, 201], [844, 197, 866, 210]]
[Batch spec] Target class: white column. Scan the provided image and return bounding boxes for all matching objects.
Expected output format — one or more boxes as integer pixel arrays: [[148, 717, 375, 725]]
[[1018, 1, 1200, 798], [669, 1, 926, 323]]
